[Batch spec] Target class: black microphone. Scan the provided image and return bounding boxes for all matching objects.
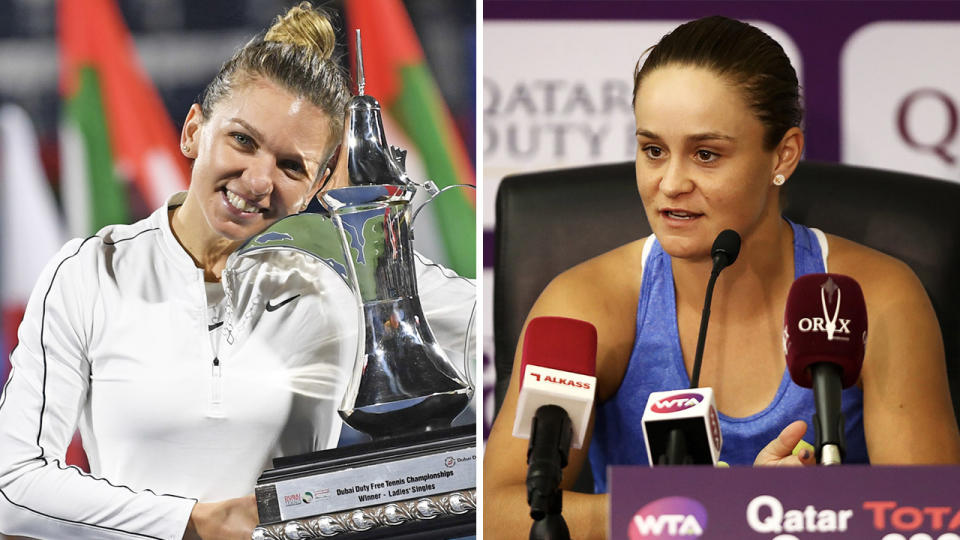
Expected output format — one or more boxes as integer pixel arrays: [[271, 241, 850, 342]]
[[711, 229, 741, 274], [526, 406, 573, 540], [690, 229, 741, 388]]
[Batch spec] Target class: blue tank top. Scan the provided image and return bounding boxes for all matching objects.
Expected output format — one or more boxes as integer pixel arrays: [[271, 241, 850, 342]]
[[588, 221, 868, 492]]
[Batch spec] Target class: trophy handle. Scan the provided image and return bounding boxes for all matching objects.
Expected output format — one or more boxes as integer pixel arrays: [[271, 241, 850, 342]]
[[463, 300, 476, 391], [409, 182, 477, 392], [409, 181, 477, 392], [410, 183, 477, 229]]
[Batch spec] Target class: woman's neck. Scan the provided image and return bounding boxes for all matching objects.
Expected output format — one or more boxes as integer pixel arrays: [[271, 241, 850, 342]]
[[169, 199, 239, 282], [671, 218, 795, 322]]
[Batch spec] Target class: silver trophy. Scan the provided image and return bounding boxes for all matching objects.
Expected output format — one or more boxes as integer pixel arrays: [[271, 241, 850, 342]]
[[248, 30, 476, 539], [325, 38, 473, 439]]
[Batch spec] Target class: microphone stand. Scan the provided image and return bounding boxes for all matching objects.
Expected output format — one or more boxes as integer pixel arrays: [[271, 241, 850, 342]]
[[811, 362, 846, 465], [657, 429, 693, 465], [529, 492, 570, 540], [527, 405, 572, 540], [688, 229, 740, 388], [690, 262, 724, 389]]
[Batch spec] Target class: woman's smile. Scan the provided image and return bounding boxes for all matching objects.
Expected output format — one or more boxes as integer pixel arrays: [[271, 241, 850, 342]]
[[221, 187, 265, 216], [175, 77, 334, 252]]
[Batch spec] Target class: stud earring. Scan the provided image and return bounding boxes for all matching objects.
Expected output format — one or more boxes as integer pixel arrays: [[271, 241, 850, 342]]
[[773, 174, 786, 186], [182, 144, 190, 153]]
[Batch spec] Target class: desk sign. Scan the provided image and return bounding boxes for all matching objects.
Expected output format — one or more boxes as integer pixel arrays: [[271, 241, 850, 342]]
[[270, 446, 475, 522], [609, 466, 960, 539]]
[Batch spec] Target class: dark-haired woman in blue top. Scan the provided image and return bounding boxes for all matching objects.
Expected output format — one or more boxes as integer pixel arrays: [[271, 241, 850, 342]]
[[485, 15, 960, 540]]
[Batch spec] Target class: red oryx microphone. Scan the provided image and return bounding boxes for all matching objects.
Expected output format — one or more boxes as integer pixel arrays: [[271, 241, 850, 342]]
[[784, 273, 867, 465], [512, 316, 597, 538]]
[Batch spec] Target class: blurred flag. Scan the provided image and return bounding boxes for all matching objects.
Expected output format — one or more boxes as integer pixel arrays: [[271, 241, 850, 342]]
[[345, 0, 476, 278], [58, 0, 189, 237], [0, 104, 89, 472], [55, 0, 184, 471], [0, 103, 68, 408]]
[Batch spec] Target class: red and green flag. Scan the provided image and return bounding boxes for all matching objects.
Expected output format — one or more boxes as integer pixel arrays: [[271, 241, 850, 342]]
[[345, 0, 476, 278], [56, 0, 187, 470], [59, 0, 189, 236]]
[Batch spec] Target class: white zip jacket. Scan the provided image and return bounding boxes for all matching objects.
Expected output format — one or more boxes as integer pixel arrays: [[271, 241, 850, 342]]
[[0, 193, 476, 539]]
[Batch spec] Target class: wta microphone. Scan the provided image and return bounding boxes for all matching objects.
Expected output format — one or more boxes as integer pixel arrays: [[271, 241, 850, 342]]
[[642, 230, 739, 466], [784, 273, 867, 465], [642, 388, 723, 465], [512, 316, 597, 538]]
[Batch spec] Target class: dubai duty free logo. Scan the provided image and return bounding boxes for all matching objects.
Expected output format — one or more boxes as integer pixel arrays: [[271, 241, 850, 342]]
[[629, 496, 708, 539]]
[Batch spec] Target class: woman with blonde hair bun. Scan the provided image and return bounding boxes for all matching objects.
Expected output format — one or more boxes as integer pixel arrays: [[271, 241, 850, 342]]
[[484, 15, 960, 540], [0, 3, 474, 540]]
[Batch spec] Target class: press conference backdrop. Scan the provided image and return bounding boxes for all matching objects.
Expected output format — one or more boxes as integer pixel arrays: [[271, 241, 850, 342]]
[[481, 1, 960, 441]]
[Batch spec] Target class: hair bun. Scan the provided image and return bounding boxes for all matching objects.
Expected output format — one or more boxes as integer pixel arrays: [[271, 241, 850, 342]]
[[264, 1, 336, 60]]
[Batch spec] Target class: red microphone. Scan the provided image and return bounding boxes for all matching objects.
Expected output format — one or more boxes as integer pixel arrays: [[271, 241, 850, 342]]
[[512, 316, 597, 530], [784, 273, 867, 465], [513, 316, 597, 449]]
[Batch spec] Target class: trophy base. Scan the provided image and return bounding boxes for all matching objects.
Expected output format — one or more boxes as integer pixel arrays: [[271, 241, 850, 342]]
[[340, 391, 472, 439], [252, 491, 475, 540], [254, 424, 476, 539]]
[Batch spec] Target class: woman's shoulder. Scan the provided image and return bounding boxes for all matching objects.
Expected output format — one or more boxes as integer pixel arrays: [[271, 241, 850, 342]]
[[94, 210, 166, 246], [546, 237, 647, 304], [532, 237, 647, 339], [40, 212, 167, 288], [824, 232, 926, 307]]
